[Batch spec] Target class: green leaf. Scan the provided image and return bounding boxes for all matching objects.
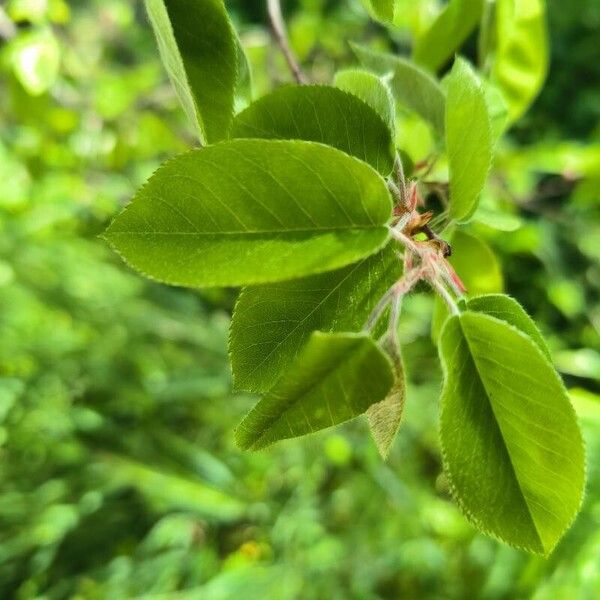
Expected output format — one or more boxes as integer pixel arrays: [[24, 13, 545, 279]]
[[360, 0, 396, 23], [413, 0, 484, 72], [230, 245, 401, 393], [446, 58, 492, 223], [231, 85, 394, 175], [145, 0, 238, 143], [366, 343, 406, 459], [491, 0, 548, 124], [439, 312, 585, 554], [11, 28, 61, 96], [432, 230, 503, 342], [234, 34, 252, 111], [466, 294, 551, 360], [334, 69, 396, 139], [351, 44, 446, 136], [105, 140, 393, 288], [235, 332, 395, 450]]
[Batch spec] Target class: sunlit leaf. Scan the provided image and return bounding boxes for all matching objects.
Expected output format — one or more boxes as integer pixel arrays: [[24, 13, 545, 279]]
[[413, 0, 484, 72], [492, 0, 549, 124], [439, 311, 585, 554], [446, 58, 492, 223], [11, 28, 60, 95], [360, 0, 395, 23], [235, 332, 395, 450], [105, 140, 393, 288]]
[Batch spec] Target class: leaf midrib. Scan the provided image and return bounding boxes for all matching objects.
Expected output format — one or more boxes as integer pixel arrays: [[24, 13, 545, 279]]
[[245, 337, 370, 449], [107, 226, 389, 237], [458, 316, 545, 552]]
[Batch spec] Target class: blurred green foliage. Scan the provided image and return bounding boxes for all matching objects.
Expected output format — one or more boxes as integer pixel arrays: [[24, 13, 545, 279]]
[[0, 0, 598, 598]]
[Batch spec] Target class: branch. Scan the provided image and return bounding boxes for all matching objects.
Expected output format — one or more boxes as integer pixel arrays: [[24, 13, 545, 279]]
[[267, 0, 307, 84]]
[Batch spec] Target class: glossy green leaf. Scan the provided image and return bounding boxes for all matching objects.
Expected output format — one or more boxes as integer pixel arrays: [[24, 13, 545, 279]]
[[334, 69, 396, 138], [231, 85, 394, 175], [105, 140, 393, 288], [432, 230, 503, 341], [446, 58, 492, 223], [145, 0, 238, 143], [351, 43, 446, 136], [467, 294, 551, 359], [492, 0, 549, 124], [235, 332, 395, 450], [230, 245, 401, 393], [439, 312, 585, 554], [413, 0, 484, 72], [360, 0, 395, 23]]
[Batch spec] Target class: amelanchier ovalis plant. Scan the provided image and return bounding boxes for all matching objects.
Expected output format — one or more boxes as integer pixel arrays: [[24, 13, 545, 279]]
[[105, 0, 585, 555]]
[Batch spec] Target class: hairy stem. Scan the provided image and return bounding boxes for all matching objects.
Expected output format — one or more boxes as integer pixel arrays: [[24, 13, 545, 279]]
[[267, 0, 307, 84], [429, 278, 460, 316]]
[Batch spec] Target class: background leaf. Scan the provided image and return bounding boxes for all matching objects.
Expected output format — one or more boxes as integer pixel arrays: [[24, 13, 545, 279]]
[[231, 85, 394, 175], [413, 0, 484, 72], [105, 140, 392, 288], [235, 332, 395, 450], [491, 0, 549, 124], [446, 58, 492, 223], [145, 0, 238, 143], [360, 0, 396, 23], [439, 312, 585, 554], [351, 43, 446, 136], [230, 245, 401, 393]]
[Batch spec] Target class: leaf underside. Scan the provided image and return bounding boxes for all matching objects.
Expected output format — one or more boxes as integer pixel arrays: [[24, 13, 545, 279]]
[[439, 311, 585, 554], [236, 332, 395, 450], [230, 244, 401, 393]]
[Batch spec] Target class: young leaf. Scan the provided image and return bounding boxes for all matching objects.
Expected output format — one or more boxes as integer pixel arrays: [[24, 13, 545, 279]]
[[432, 231, 503, 342], [231, 85, 394, 175], [366, 343, 406, 459], [439, 312, 585, 554], [413, 0, 484, 72], [446, 58, 492, 223], [235, 332, 395, 450], [145, 0, 238, 144], [360, 0, 395, 23], [334, 69, 396, 139], [466, 294, 551, 359], [230, 245, 401, 393], [105, 140, 393, 288], [492, 0, 548, 124], [351, 44, 446, 136]]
